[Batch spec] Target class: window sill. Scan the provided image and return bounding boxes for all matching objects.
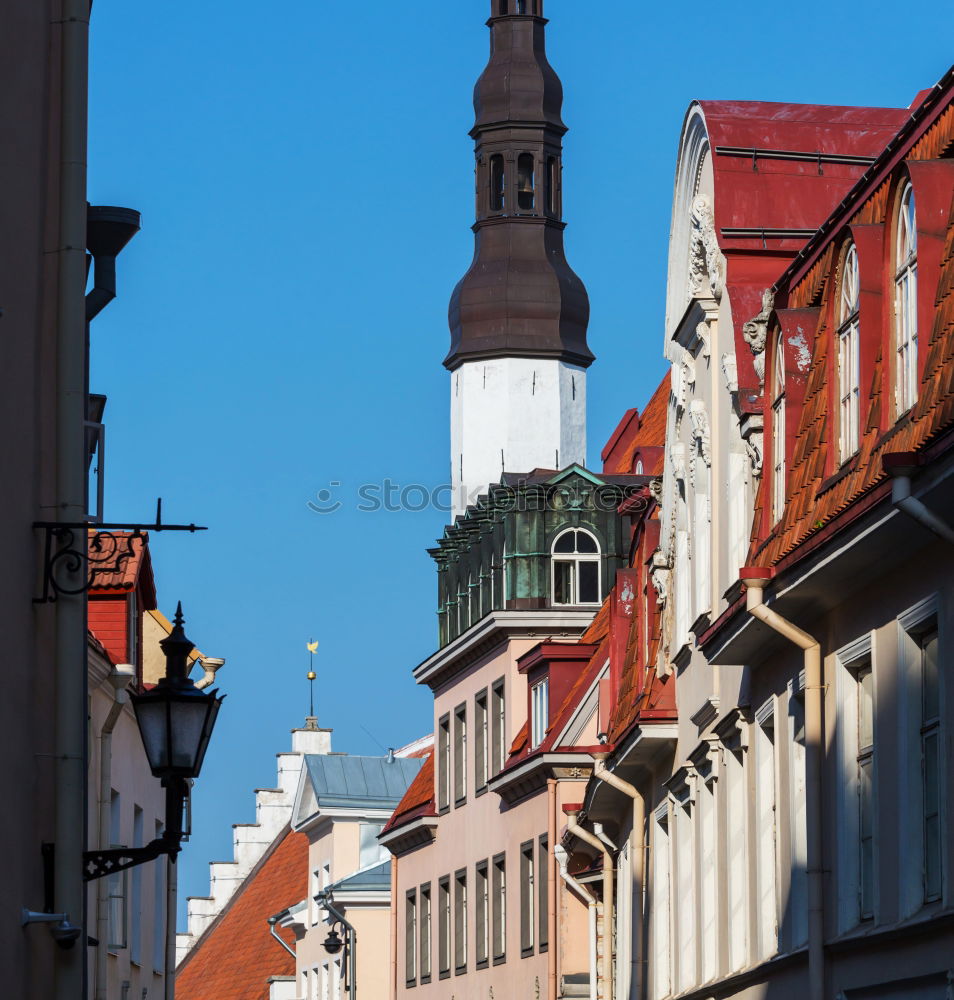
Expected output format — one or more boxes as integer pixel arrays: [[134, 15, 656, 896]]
[[438, 805, 450, 817], [454, 797, 467, 809], [476, 958, 489, 971], [521, 946, 535, 959], [493, 954, 506, 967], [405, 980, 417, 989], [475, 784, 488, 798], [419, 975, 431, 986], [439, 969, 451, 981], [455, 965, 468, 977]]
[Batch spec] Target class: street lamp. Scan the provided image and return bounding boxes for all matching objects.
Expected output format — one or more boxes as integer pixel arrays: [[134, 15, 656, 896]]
[[83, 602, 224, 881]]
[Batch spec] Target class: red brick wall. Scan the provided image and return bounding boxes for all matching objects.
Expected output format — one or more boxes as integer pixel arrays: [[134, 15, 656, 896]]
[[88, 595, 129, 667]]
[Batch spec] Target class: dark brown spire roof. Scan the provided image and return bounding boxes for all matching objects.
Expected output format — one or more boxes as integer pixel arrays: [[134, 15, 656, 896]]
[[444, 1, 592, 371]]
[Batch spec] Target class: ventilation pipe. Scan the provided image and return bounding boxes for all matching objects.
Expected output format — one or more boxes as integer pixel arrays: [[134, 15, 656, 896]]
[[594, 755, 646, 1000], [566, 810, 614, 1000], [883, 452, 954, 544], [742, 571, 824, 1000], [554, 844, 597, 1000], [94, 665, 135, 1000]]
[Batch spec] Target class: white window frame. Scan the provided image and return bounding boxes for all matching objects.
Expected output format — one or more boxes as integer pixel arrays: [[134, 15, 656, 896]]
[[723, 739, 749, 972], [754, 698, 778, 960], [787, 676, 809, 950], [897, 596, 944, 915], [652, 803, 673, 1000], [550, 528, 601, 606], [838, 244, 861, 461], [895, 181, 919, 415], [672, 783, 696, 992], [530, 677, 549, 749], [772, 331, 786, 523], [697, 763, 718, 982], [834, 632, 877, 932]]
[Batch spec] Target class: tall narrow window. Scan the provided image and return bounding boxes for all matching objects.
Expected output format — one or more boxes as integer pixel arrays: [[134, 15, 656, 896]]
[[454, 704, 467, 805], [551, 528, 601, 606], [653, 808, 672, 1000], [772, 331, 786, 523], [723, 745, 748, 972], [674, 798, 694, 991], [698, 777, 717, 981], [492, 853, 507, 962], [438, 876, 451, 978], [438, 715, 450, 812], [406, 890, 418, 986], [475, 689, 489, 793], [789, 691, 809, 949], [476, 861, 490, 967], [856, 664, 875, 921], [921, 628, 941, 902], [491, 679, 506, 776], [545, 156, 557, 215], [130, 806, 143, 964], [520, 842, 535, 955], [895, 182, 919, 414], [107, 790, 127, 951], [454, 870, 468, 973], [490, 155, 505, 212], [838, 244, 861, 460], [517, 153, 535, 211], [537, 836, 549, 951], [153, 822, 165, 972], [755, 703, 778, 959], [530, 677, 549, 748], [420, 883, 432, 982]]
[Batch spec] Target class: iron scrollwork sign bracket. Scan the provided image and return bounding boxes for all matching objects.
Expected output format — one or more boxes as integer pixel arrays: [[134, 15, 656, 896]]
[[83, 836, 177, 882]]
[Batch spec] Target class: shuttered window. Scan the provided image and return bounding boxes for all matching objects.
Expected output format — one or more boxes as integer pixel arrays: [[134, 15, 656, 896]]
[[438, 715, 450, 812], [491, 679, 506, 777], [454, 704, 467, 805], [476, 861, 489, 967], [492, 853, 506, 963], [405, 890, 417, 986], [438, 876, 451, 979], [537, 836, 549, 951], [520, 841, 535, 956], [475, 689, 489, 793], [419, 884, 432, 983], [454, 870, 468, 973]]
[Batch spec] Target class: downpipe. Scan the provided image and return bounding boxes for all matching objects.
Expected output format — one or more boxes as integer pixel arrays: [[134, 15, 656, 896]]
[[743, 573, 824, 1000], [594, 756, 647, 1000], [567, 811, 614, 1000], [554, 845, 597, 1000], [883, 456, 954, 544]]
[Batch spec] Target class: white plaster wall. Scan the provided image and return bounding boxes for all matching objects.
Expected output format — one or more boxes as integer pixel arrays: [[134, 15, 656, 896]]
[[450, 358, 586, 515]]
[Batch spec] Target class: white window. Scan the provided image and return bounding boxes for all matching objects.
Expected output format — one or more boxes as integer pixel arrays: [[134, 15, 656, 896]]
[[723, 744, 749, 971], [693, 456, 711, 619], [107, 790, 126, 951], [551, 528, 601, 605], [772, 331, 786, 523], [530, 677, 549, 748], [856, 664, 875, 921], [920, 628, 941, 902], [895, 182, 919, 414], [674, 796, 695, 992], [727, 451, 748, 586], [698, 773, 717, 982], [838, 244, 861, 460], [153, 822, 165, 972], [788, 687, 809, 949], [653, 807, 673, 1000], [359, 821, 386, 868], [755, 702, 778, 960], [130, 806, 143, 964], [675, 525, 690, 650]]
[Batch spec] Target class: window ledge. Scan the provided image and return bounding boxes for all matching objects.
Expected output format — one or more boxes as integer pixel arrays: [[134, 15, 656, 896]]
[[475, 784, 488, 798], [476, 959, 489, 971], [493, 954, 507, 967]]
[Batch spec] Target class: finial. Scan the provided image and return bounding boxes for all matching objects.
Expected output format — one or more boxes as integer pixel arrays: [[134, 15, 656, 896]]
[[174, 600, 185, 628]]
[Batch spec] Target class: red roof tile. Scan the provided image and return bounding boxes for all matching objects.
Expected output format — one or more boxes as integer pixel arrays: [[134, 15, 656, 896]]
[[602, 373, 670, 475], [382, 753, 436, 835], [176, 830, 307, 1000], [88, 531, 157, 607]]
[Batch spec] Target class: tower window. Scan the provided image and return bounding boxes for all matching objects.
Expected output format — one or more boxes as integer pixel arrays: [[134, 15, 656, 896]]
[[545, 156, 557, 215], [551, 528, 600, 606], [517, 154, 535, 212], [516, 0, 527, 12], [490, 155, 505, 212]]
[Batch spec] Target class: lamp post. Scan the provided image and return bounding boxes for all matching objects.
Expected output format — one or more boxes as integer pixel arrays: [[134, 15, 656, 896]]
[[82, 602, 224, 881]]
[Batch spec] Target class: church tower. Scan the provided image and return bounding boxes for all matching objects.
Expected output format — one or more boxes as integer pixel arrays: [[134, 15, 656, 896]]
[[447, 0, 593, 515]]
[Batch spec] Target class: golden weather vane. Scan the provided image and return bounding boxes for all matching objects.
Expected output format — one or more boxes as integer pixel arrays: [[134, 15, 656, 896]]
[[306, 639, 319, 718]]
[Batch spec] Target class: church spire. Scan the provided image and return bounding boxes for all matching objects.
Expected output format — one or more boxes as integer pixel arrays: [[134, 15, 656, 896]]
[[446, 3, 592, 515], [445, 0, 592, 371]]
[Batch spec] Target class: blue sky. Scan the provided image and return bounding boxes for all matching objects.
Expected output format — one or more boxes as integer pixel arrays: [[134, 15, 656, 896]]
[[86, 1, 949, 920]]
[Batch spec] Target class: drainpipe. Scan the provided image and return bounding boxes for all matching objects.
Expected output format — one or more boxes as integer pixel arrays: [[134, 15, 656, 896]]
[[883, 453, 954, 544], [742, 571, 824, 1000], [194, 657, 225, 691], [554, 845, 597, 1000], [594, 755, 646, 1000], [94, 664, 135, 1000], [547, 779, 558, 1000], [53, 4, 91, 1000], [266, 911, 296, 958], [390, 856, 398, 1000], [566, 811, 614, 1000], [323, 896, 357, 1000]]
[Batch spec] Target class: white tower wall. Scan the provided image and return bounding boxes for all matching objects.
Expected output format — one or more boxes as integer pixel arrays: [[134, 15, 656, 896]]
[[450, 357, 587, 516]]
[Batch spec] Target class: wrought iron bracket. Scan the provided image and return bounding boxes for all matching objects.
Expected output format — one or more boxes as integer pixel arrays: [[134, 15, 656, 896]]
[[83, 835, 179, 882], [33, 498, 207, 603]]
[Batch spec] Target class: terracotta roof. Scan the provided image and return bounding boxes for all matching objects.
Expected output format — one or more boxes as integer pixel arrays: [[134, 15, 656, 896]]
[[88, 531, 157, 607], [751, 91, 954, 568], [381, 752, 436, 836], [176, 829, 307, 1000], [579, 598, 611, 644], [604, 374, 671, 475]]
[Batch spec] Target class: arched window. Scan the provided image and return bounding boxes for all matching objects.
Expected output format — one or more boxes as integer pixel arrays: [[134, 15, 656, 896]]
[[772, 331, 786, 522], [551, 528, 600, 606], [517, 154, 535, 212], [895, 182, 918, 414], [838, 244, 861, 461], [490, 155, 505, 212], [635, 459, 644, 475]]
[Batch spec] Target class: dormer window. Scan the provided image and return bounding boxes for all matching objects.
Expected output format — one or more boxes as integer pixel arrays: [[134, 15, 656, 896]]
[[895, 182, 918, 414], [551, 528, 600, 606], [772, 330, 786, 523], [530, 677, 549, 748], [517, 154, 535, 212], [837, 243, 861, 461], [490, 155, 505, 212]]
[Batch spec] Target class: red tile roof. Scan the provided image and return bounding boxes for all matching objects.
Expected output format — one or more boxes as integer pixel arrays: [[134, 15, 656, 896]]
[[176, 829, 307, 1000], [602, 373, 670, 475], [88, 531, 157, 607], [750, 88, 954, 569], [382, 752, 436, 836]]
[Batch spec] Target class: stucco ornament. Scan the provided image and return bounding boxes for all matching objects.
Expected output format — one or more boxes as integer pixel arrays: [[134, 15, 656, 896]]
[[674, 350, 696, 414], [649, 477, 663, 505], [745, 434, 764, 477], [689, 401, 712, 466], [670, 441, 688, 485], [688, 195, 726, 301], [721, 352, 739, 393], [742, 288, 775, 388], [696, 321, 712, 359], [650, 549, 671, 605]]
